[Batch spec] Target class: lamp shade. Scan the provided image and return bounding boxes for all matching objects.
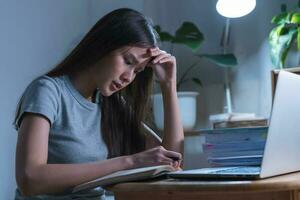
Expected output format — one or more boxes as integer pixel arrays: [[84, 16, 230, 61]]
[[216, 0, 256, 18]]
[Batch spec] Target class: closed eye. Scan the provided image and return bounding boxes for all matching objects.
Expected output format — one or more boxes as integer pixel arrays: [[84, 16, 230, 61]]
[[123, 54, 145, 74], [124, 56, 133, 65]]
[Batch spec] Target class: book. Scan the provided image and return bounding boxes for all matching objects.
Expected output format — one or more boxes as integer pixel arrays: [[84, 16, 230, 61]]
[[209, 113, 256, 123], [201, 126, 268, 143], [203, 141, 266, 152], [200, 127, 268, 167], [213, 119, 268, 129], [72, 165, 177, 193]]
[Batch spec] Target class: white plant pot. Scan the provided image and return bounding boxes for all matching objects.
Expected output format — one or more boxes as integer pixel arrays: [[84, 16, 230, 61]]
[[152, 91, 199, 131]]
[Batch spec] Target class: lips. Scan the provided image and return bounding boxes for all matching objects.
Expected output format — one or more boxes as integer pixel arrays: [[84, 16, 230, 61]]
[[112, 81, 122, 90]]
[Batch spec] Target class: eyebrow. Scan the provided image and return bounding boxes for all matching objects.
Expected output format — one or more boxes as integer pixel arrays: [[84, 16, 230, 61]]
[[127, 53, 147, 71]]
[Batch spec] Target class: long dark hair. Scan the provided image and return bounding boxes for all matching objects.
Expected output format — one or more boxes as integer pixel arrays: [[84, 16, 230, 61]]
[[15, 8, 159, 158]]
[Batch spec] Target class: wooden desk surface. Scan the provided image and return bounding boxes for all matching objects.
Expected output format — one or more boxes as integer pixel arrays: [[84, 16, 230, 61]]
[[107, 172, 300, 200]]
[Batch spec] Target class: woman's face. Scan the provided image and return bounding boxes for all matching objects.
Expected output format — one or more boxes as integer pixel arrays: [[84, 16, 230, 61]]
[[90, 46, 152, 96]]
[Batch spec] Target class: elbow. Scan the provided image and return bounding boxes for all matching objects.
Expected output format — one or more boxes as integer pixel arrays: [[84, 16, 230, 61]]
[[16, 169, 41, 197]]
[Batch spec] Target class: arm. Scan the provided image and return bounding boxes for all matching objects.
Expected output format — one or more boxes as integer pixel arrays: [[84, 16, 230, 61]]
[[16, 113, 133, 196], [149, 47, 184, 156], [16, 113, 181, 196], [160, 82, 184, 154]]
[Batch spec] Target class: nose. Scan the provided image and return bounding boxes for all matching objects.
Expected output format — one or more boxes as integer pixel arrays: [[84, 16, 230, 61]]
[[120, 69, 135, 84]]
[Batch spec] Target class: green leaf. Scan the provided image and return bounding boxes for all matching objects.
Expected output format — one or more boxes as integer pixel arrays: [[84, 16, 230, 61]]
[[273, 24, 288, 37], [281, 33, 297, 67], [271, 13, 289, 25], [269, 27, 297, 68], [197, 54, 238, 67], [192, 78, 202, 87], [269, 26, 281, 67], [281, 4, 287, 12], [154, 25, 161, 32], [291, 13, 300, 24], [298, 0, 300, 9], [159, 32, 174, 42], [287, 12, 295, 23], [269, 26, 282, 67], [270, 24, 283, 41], [298, 27, 300, 50], [173, 22, 204, 52], [154, 25, 174, 42]]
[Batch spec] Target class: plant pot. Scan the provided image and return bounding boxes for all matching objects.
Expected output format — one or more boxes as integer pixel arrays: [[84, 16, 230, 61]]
[[152, 91, 199, 131]]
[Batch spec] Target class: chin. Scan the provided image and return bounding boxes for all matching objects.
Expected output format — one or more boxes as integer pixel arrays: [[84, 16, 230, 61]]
[[99, 90, 112, 97], [99, 87, 114, 97]]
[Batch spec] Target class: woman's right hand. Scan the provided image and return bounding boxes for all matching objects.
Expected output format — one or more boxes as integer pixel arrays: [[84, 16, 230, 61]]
[[129, 146, 182, 169]]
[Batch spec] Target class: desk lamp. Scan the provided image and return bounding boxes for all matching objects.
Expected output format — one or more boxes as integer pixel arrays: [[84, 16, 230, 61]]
[[211, 0, 256, 122]]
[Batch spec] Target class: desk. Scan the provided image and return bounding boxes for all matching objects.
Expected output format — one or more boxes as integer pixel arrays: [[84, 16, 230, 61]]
[[107, 172, 300, 200]]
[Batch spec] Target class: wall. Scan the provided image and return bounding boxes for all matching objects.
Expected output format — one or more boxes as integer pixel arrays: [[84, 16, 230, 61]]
[[0, 1, 91, 198], [88, 0, 143, 26]]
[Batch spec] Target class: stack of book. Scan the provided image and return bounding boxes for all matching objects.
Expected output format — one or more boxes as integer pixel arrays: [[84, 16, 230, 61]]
[[213, 119, 268, 129], [201, 127, 268, 167], [209, 113, 269, 129]]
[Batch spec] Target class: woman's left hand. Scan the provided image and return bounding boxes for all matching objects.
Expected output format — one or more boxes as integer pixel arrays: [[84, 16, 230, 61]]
[[148, 47, 177, 85]]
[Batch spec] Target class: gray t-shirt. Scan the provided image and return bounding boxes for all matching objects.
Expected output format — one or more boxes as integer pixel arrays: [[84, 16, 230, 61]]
[[14, 75, 108, 200]]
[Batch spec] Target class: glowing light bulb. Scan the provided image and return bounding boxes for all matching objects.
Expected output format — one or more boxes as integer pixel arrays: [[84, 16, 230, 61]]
[[216, 0, 256, 18]]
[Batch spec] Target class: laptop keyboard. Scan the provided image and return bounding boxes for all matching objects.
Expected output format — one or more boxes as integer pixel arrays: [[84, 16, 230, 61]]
[[210, 166, 261, 174]]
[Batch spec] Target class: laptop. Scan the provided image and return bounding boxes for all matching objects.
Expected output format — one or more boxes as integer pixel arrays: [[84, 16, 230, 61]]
[[168, 71, 300, 180]]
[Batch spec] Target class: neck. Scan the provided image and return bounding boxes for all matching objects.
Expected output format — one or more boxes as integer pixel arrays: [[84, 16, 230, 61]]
[[69, 69, 97, 100]]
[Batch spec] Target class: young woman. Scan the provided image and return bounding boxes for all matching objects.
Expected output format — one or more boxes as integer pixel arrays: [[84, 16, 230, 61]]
[[14, 8, 184, 200]]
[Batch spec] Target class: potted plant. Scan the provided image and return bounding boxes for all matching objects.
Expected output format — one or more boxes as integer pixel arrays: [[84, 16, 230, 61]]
[[269, 1, 300, 68], [152, 22, 237, 131]]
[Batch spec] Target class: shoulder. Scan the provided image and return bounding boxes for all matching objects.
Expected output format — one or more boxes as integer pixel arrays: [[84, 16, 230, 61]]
[[20, 75, 67, 113], [15, 75, 66, 129], [24, 75, 67, 99], [30, 75, 62, 92]]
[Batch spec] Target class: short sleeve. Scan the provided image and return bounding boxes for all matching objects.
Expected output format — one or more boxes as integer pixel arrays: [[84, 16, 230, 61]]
[[15, 76, 60, 129]]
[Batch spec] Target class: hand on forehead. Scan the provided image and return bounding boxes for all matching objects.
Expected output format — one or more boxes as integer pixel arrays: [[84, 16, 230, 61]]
[[123, 46, 155, 66]]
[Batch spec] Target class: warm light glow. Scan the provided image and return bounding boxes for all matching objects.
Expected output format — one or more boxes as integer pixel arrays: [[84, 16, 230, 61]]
[[216, 0, 256, 18]]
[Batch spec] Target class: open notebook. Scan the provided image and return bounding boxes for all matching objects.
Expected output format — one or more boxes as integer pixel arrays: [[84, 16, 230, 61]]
[[72, 165, 178, 193]]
